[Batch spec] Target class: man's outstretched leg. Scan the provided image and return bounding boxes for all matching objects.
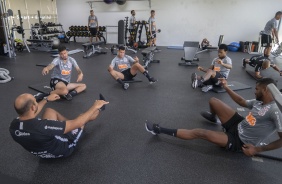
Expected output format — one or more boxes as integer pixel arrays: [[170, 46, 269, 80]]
[[145, 120, 228, 147], [130, 63, 157, 84]]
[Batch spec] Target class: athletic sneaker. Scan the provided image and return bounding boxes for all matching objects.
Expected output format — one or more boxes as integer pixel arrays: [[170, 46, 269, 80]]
[[201, 85, 213, 92], [191, 73, 198, 89], [145, 120, 160, 135], [123, 83, 129, 90], [149, 77, 158, 84], [200, 111, 218, 124], [63, 93, 73, 101], [34, 92, 48, 102], [242, 58, 246, 68]]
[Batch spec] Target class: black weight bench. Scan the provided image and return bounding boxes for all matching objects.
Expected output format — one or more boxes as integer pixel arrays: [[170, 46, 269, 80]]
[[211, 81, 251, 93], [82, 41, 107, 58], [142, 47, 160, 69]]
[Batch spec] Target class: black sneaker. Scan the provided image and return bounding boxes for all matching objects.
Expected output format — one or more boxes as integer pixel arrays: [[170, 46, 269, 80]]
[[34, 93, 48, 102], [123, 83, 129, 90], [149, 77, 158, 84], [191, 73, 198, 89], [200, 111, 217, 123], [63, 93, 73, 101], [145, 120, 160, 135], [242, 58, 246, 68], [99, 93, 106, 111]]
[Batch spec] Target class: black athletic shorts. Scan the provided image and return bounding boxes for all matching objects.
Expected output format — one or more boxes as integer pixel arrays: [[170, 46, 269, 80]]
[[121, 68, 136, 81], [151, 31, 156, 39], [222, 112, 245, 152], [50, 78, 68, 90], [89, 27, 97, 36], [203, 71, 224, 86], [261, 34, 272, 47], [63, 128, 83, 157]]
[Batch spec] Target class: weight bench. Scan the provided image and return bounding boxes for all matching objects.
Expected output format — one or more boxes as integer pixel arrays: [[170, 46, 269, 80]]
[[28, 82, 51, 94], [142, 47, 160, 69], [52, 49, 84, 57], [82, 41, 107, 58], [212, 81, 251, 93], [179, 41, 200, 66]]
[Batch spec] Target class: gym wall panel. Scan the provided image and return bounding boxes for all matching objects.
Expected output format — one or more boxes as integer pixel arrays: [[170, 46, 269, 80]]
[[56, 0, 282, 46]]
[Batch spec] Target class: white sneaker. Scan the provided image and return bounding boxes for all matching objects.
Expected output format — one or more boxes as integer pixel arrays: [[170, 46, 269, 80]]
[[201, 85, 213, 92]]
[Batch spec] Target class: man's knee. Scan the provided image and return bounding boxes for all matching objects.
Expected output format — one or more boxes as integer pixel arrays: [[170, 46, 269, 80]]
[[209, 97, 221, 106], [80, 83, 87, 91], [44, 107, 55, 114]]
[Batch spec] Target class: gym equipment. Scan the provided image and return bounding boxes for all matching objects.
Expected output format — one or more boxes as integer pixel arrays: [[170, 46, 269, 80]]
[[142, 47, 160, 69], [196, 35, 224, 54], [246, 70, 260, 81], [211, 81, 251, 93], [122, 78, 142, 83], [116, 20, 137, 54], [82, 41, 107, 58], [104, 0, 114, 4], [167, 46, 183, 50], [28, 82, 52, 94], [116, 0, 127, 5], [0, 68, 13, 83], [178, 41, 200, 66], [228, 42, 240, 52], [52, 49, 84, 57], [271, 42, 282, 57]]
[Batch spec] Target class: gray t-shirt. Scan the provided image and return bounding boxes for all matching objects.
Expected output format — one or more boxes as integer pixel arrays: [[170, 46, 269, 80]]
[[148, 17, 156, 31], [238, 100, 282, 146], [50, 56, 79, 83], [88, 15, 98, 28], [129, 15, 136, 29], [211, 56, 232, 78], [262, 18, 278, 35], [110, 55, 135, 72]]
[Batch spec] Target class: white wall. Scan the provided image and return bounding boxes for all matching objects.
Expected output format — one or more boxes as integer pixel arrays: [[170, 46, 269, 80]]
[[56, 0, 282, 46]]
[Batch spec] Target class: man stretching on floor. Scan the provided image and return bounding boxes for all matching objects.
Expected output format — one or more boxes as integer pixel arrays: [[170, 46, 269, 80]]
[[42, 45, 86, 101], [108, 46, 157, 90], [9, 93, 109, 158], [243, 54, 282, 79], [146, 78, 282, 156], [191, 44, 232, 92]]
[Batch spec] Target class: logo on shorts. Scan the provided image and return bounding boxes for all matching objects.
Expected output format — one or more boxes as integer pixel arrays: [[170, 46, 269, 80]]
[[72, 129, 78, 135]]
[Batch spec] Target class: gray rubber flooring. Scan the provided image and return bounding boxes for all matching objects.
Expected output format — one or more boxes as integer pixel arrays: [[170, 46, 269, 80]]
[[0, 43, 282, 184]]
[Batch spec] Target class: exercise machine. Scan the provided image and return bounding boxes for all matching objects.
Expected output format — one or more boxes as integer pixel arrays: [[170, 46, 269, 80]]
[[196, 35, 224, 54], [178, 41, 200, 66], [141, 47, 160, 69], [82, 41, 107, 58]]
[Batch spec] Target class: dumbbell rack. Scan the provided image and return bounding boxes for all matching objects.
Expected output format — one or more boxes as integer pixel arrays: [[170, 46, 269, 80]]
[[66, 25, 106, 43]]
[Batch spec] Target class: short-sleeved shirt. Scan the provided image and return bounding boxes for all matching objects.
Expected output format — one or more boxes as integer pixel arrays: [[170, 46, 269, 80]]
[[238, 100, 282, 146], [88, 15, 98, 28], [148, 17, 156, 32], [110, 55, 135, 72], [9, 118, 83, 158], [50, 56, 79, 83], [129, 16, 136, 30], [262, 18, 278, 35], [249, 55, 273, 72], [211, 56, 232, 78]]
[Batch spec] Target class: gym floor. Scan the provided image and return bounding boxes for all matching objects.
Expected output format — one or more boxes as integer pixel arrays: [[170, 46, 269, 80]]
[[0, 43, 282, 184]]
